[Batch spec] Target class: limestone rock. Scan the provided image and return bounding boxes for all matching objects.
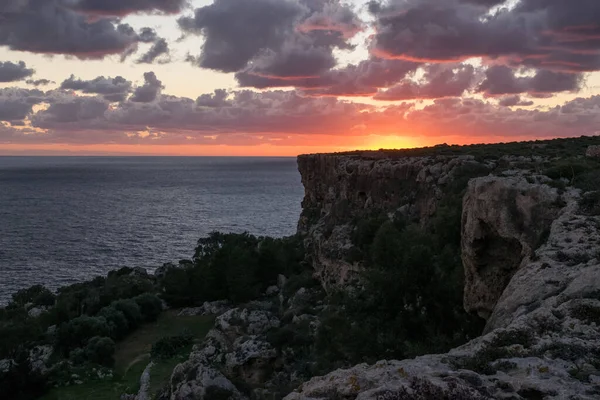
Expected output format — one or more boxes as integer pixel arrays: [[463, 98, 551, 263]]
[[461, 176, 562, 319], [284, 182, 600, 400], [178, 300, 232, 317], [586, 145, 600, 158], [169, 362, 247, 400], [297, 153, 489, 289], [215, 308, 280, 339]]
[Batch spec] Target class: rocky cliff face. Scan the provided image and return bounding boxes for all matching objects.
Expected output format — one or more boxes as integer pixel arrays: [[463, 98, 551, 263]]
[[297, 152, 489, 289], [285, 150, 600, 400]]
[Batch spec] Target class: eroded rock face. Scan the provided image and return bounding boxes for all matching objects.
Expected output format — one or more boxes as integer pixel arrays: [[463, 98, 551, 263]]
[[297, 153, 490, 289], [461, 176, 562, 319], [165, 307, 280, 400], [285, 190, 600, 400]]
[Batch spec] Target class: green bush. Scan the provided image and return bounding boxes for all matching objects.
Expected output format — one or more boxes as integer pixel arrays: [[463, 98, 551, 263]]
[[84, 336, 116, 367], [162, 233, 305, 306], [150, 332, 194, 360], [134, 293, 163, 322], [97, 306, 129, 340], [111, 299, 142, 330], [55, 316, 109, 355], [10, 285, 55, 308]]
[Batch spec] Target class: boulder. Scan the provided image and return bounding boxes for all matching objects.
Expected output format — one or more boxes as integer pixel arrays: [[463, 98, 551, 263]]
[[169, 363, 247, 400], [461, 176, 562, 319], [178, 300, 232, 317], [586, 145, 600, 158]]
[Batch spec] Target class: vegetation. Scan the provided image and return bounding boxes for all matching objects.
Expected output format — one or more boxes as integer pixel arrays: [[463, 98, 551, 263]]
[[162, 233, 305, 307]]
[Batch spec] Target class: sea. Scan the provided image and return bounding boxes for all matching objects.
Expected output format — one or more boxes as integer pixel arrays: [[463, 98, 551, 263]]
[[0, 157, 304, 304]]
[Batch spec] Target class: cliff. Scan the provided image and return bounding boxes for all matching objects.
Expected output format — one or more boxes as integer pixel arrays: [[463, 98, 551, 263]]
[[297, 151, 488, 289], [165, 137, 600, 400], [285, 141, 600, 399]]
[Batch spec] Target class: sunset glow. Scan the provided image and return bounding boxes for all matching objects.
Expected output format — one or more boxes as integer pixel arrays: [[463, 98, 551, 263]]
[[1, 0, 600, 155]]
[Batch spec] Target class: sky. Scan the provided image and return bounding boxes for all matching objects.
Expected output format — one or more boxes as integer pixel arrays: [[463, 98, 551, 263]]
[[1, 0, 600, 156]]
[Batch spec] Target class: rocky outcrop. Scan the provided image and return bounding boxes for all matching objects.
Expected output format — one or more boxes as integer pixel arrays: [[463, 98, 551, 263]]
[[285, 188, 600, 400], [586, 145, 600, 158], [297, 153, 490, 289], [165, 306, 281, 399], [461, 176, 562, 319]]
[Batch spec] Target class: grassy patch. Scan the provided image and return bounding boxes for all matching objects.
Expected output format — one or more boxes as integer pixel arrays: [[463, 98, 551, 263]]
[[41, 311, 214, 400]]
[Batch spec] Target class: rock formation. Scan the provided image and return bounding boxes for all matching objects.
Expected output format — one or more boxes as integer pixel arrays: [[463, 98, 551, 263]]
[[285, 184, 600, 399], [461, 176, 562, 319], [297, 152, 490, 289]]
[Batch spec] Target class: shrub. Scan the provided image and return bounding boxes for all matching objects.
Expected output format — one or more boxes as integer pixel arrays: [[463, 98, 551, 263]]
[[84, 336, 116, 367], [134, 293, 163, 322], [55, 315, 109, 355], [151, 332, 194, 360], [10, 285, 55, 308], [162, 232, 305, 306], [97, 306, 129, 340], [111, 299, 142, 330]]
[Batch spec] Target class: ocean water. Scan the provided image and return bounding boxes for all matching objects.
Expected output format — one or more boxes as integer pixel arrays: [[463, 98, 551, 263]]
[[0, 157, 304, 303]]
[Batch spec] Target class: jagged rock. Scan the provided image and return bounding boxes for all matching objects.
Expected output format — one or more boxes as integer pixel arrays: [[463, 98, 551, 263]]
[[178, 300, 232, 317], [284, 182, 600, 400], [586, 145, 600, 158], [215, 308, 280, 340], [28, 306, 48, 318], [131, 267, 148, 277], [225, 336, 277, 386], [0, 359, 15, 373], [265, 286, 279, 296], [29, 345, 53, 374], [169, 362, 247, 400], [461, 176, 562, 319]]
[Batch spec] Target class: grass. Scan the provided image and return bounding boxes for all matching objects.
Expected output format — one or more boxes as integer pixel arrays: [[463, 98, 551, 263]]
[[41, 311, 214, 400]]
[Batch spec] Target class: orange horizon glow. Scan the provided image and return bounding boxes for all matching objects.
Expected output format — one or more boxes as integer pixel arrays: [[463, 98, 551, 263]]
[[0, 133, 567, 156]]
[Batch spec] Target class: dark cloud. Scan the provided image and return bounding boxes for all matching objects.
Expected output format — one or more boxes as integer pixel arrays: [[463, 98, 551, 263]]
[[137, 38, 170, 64], [130, 72, 163, 103], [498, 95, 534, 107], [32, 96, 108, 126], [61, 75, 132, 102], [0, 61, 34, 82], [374, 64, 475, 101], [478, 66, 583, 97], [26, 79, 54, 87], [0, 88, 45, 121], [0, 1, 180, 59], [370, 0, 600, 73], [0, 0, 138, 57], [67, 0, 187, 16], [180, 0, 362, 85], [196, 89, 230, 108]]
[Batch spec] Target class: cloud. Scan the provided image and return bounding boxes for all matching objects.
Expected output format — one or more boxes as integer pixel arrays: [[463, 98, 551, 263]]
[[130, 72, 164, 102], [0, 1, 180, 59], [137, 38, 170, 64], [66, 0, 188, 16], [0, 88, 46, 122], [26, 79, 54, 87], [370, 0, 600, 73], [374, 64, 476, 101], [498, 95, 534, 107], [0, 61, 34, 82], [478, 66, 583, 97], [180, 0, 362, 86], [60, 75, 133, 102], [1, 81, 595, 147]]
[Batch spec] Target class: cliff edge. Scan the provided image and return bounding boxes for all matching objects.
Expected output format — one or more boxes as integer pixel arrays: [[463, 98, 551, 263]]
[[286, 142, 600, 399]]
